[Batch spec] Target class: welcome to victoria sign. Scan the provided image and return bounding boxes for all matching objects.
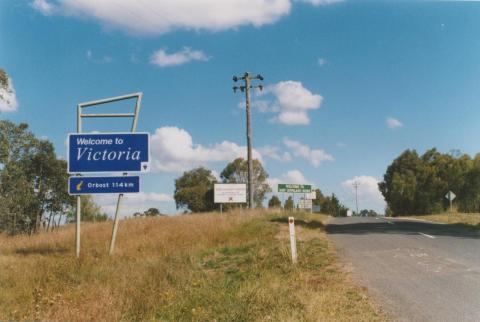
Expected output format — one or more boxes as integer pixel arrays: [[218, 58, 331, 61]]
[[67, 133, 149, 195], [68, 133, 150, 173]]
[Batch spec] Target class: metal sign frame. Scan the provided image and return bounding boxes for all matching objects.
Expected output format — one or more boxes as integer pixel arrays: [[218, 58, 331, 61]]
[[74, 92, 142, 258]]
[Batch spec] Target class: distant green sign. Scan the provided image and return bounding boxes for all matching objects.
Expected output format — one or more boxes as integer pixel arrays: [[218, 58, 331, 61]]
[[278, 184, 312, 193]]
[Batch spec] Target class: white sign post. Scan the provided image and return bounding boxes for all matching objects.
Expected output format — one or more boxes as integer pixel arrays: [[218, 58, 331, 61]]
[[288, 217, 297, 264], [445, 191, 456, 213], [214, 184, 247, 214]]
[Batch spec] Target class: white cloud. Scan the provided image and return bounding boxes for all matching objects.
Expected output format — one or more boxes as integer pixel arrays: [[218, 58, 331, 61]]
[[336, 141, 347, 148], [268, 81, 322, 111], [274, 111, 310, 125], [32, 0, 54, 15], [386, 117, 403, 129], [318, 58, 327, 66], [150, 126, 262, 173], [283, 138, 333, 167], [86, 50, 112, 63], [31, 0, 292, 35], [256, 81, 323, 125], [0, 76, 18, 113], [268, 169, 313, 191], [250, 100, 274, 113], [300, 0, 343, 6], [150, 47, 210, 67], [93, 192, 173, 217], [258, 146, 292, 162], [341, 175, 386, 213], [282, 169, 312, 184]]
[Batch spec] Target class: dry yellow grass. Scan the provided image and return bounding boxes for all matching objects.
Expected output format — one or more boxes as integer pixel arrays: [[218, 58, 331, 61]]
[[0, 210, 384, 321], [411, 213, 480, 227]]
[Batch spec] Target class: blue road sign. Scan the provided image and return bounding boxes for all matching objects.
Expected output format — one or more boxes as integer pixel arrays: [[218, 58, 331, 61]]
[[69, 176, 140, 195], [68, 133, 149, 173]]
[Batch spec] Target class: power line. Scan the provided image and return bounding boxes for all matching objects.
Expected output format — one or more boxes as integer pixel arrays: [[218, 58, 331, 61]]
[[232, 72, 263, 209]]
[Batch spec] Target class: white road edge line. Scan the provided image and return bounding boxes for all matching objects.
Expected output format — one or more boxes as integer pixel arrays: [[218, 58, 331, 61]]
[[418, 232, 435, 239]]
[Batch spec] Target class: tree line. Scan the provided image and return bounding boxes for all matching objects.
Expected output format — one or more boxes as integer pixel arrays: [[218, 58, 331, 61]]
[[0, 120, 72, 234], [0, 121, 107, 235], [267, 190, 348, 216], [379, 148, 480, 216], [174, 161, 350, 216], [174, 158, 271, 212]]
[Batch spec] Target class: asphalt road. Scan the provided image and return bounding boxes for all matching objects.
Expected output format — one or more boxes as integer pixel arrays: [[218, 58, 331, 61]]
[[326, 216, 480, 322]]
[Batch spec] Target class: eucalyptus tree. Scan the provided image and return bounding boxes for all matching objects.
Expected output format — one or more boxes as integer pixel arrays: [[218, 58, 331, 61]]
[[220, 158, 271, 208], [174, 167, 217, 213], [0, 120, 74, 234]]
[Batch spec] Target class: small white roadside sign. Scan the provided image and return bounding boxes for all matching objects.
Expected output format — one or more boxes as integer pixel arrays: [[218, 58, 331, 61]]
[[298, 199, 313, 209], [445, 190, 456, 212], [214, 184, 247, 203], [306, 191, 316, 200], [445, 191, 456, 201]]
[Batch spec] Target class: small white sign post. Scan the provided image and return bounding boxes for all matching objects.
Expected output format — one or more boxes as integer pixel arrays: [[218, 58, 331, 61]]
[[445, 191, 456, 213], [288, 217, 297, 264], [214, 184, 247, 214]]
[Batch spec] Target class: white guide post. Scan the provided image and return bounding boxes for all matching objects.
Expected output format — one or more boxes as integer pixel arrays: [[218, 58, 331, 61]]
[[288, 216, 297, 264]]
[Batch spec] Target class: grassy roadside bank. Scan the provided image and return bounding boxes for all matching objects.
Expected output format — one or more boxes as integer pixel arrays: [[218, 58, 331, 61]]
[[0, 210, 384, 321], [409, 213, 480, 227]]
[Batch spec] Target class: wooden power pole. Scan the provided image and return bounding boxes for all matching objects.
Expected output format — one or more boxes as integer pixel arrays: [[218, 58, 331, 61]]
[[233, 72, 263, 208]]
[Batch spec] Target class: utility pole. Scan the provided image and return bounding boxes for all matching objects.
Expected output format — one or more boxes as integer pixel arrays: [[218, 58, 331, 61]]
[[353, 181, 360, 215], [233, 72, 264, 209]]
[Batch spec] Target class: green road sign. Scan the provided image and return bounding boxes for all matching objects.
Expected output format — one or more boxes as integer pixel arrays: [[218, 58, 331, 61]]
[[278, 184, 312, 193]]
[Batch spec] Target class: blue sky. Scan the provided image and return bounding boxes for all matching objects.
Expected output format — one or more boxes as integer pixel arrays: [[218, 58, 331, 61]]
[[2, 0, 480, 215]]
